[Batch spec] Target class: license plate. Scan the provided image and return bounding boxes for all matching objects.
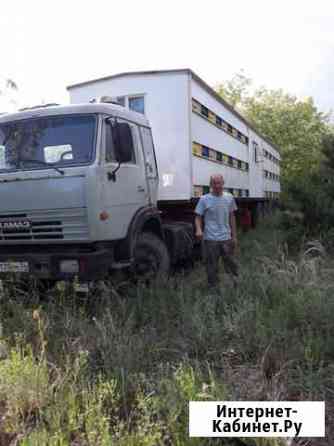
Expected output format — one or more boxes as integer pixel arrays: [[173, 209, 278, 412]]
[[0, 262, 29, 272]]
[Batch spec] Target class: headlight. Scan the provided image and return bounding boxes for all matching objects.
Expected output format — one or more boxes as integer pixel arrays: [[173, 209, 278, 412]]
[[60, 260, 79, 274]]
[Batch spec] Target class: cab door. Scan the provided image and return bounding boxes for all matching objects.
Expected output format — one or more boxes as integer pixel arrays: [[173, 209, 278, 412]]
[[139, 126, 159, 205], [99, 118, 149, 241]]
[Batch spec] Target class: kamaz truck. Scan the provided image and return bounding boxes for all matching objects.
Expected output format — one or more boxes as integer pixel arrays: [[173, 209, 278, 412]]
[[0, 69, 281, 281]]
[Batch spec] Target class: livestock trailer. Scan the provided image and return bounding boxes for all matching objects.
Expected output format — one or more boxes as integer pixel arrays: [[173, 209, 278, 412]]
[[68, 69, 281, 208]]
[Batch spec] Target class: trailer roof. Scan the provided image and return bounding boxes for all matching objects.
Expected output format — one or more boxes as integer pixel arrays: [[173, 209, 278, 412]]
[[67, 69, 281, 154]]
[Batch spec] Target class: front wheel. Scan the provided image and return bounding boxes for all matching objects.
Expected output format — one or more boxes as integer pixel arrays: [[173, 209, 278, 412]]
[[133, 232, 170, 280]]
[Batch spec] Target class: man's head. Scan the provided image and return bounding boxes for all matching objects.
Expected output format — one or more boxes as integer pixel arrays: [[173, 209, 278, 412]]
[[210, 174, 224, 195]]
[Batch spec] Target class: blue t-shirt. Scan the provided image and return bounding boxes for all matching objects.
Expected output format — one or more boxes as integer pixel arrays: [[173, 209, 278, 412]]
[[195, 192, 237, 241]]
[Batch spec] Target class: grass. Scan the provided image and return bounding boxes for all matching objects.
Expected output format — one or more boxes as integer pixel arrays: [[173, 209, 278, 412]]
[[0, 212, 332, 445]]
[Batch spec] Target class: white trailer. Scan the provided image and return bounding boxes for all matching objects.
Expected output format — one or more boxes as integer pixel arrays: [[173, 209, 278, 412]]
[[67, 69, 281, 203]]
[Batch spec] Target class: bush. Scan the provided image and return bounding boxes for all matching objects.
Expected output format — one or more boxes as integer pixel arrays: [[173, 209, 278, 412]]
[[0, 344, 49, 433]]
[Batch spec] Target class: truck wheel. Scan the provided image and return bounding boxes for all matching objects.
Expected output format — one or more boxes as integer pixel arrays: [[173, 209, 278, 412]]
[[133, 232, 170, 279]]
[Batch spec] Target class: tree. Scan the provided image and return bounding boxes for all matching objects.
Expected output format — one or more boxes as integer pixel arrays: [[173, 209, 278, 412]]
[[0, 78, 17, 96], [215, 73, 333, 182], [245, 89, 332, 180], [215, 71, 251, 109], [321, 133, 334, 174], [282, 133, 334, 234], [0, 77, 18, 112]]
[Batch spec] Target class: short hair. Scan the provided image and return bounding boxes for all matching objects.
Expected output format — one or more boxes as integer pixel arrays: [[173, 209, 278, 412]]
[[210, 174, 224, 186]]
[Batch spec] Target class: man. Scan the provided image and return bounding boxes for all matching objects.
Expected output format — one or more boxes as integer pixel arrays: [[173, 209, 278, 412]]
[[195, 174, 239, 288]]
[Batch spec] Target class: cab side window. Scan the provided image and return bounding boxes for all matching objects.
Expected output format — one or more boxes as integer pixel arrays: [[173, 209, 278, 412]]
[[105, 121, 137, 164], [105, 122, 116, 163], [140, 126, 157, 178], [127, 125, 137, 164]]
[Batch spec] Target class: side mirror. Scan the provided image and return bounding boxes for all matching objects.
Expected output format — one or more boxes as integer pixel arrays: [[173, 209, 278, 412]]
[[113, 122, 133, 164]]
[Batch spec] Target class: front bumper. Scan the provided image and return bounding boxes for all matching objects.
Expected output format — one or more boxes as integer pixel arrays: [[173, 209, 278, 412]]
[[0, 248, 113, 280]]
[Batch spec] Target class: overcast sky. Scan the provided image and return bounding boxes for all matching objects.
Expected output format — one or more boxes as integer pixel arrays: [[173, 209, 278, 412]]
[[1, 0, 333, 113]]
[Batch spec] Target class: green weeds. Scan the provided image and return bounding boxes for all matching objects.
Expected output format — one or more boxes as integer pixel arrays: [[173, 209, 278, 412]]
[[0, 214, 331, 444]]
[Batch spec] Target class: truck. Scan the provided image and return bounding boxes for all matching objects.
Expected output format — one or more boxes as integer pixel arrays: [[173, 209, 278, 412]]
[[0, 69, 280, 282]]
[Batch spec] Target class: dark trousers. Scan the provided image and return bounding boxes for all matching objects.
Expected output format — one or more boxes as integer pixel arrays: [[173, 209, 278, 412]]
[[203, 239, 239, 287]]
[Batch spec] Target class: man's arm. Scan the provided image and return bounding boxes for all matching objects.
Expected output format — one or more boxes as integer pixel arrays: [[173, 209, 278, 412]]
[[229, 211, 237, 247], [195, 214, 203, 240], [194, 197, 205, 241], [229, 196, 238, 247]]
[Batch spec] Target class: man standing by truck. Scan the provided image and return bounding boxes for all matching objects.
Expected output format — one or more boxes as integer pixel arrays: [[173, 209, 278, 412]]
[[195, 174, 239, 288]]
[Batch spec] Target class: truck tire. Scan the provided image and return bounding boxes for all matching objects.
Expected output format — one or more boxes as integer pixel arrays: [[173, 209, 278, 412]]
[[133, 232, 170, 279]]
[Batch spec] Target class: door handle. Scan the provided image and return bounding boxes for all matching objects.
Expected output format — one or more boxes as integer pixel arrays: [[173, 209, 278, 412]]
[[137, 185, 145, 192]]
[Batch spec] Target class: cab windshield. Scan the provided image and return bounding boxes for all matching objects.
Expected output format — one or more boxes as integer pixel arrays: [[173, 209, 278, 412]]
[[0, 114, 96, 172]]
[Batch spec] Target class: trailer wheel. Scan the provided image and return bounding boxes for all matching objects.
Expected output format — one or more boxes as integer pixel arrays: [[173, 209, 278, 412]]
[[133, 232, 170, 279]]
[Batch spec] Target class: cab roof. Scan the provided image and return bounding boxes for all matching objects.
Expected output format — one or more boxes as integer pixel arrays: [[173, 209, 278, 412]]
[[0, 103, 150, 127]]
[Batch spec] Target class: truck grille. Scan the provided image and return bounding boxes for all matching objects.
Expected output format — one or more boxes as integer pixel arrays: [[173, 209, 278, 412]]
[[0, 208, 89, 243]]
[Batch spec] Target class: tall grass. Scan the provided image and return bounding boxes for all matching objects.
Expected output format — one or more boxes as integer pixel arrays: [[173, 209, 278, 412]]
[[0, 213, 332, 445]]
